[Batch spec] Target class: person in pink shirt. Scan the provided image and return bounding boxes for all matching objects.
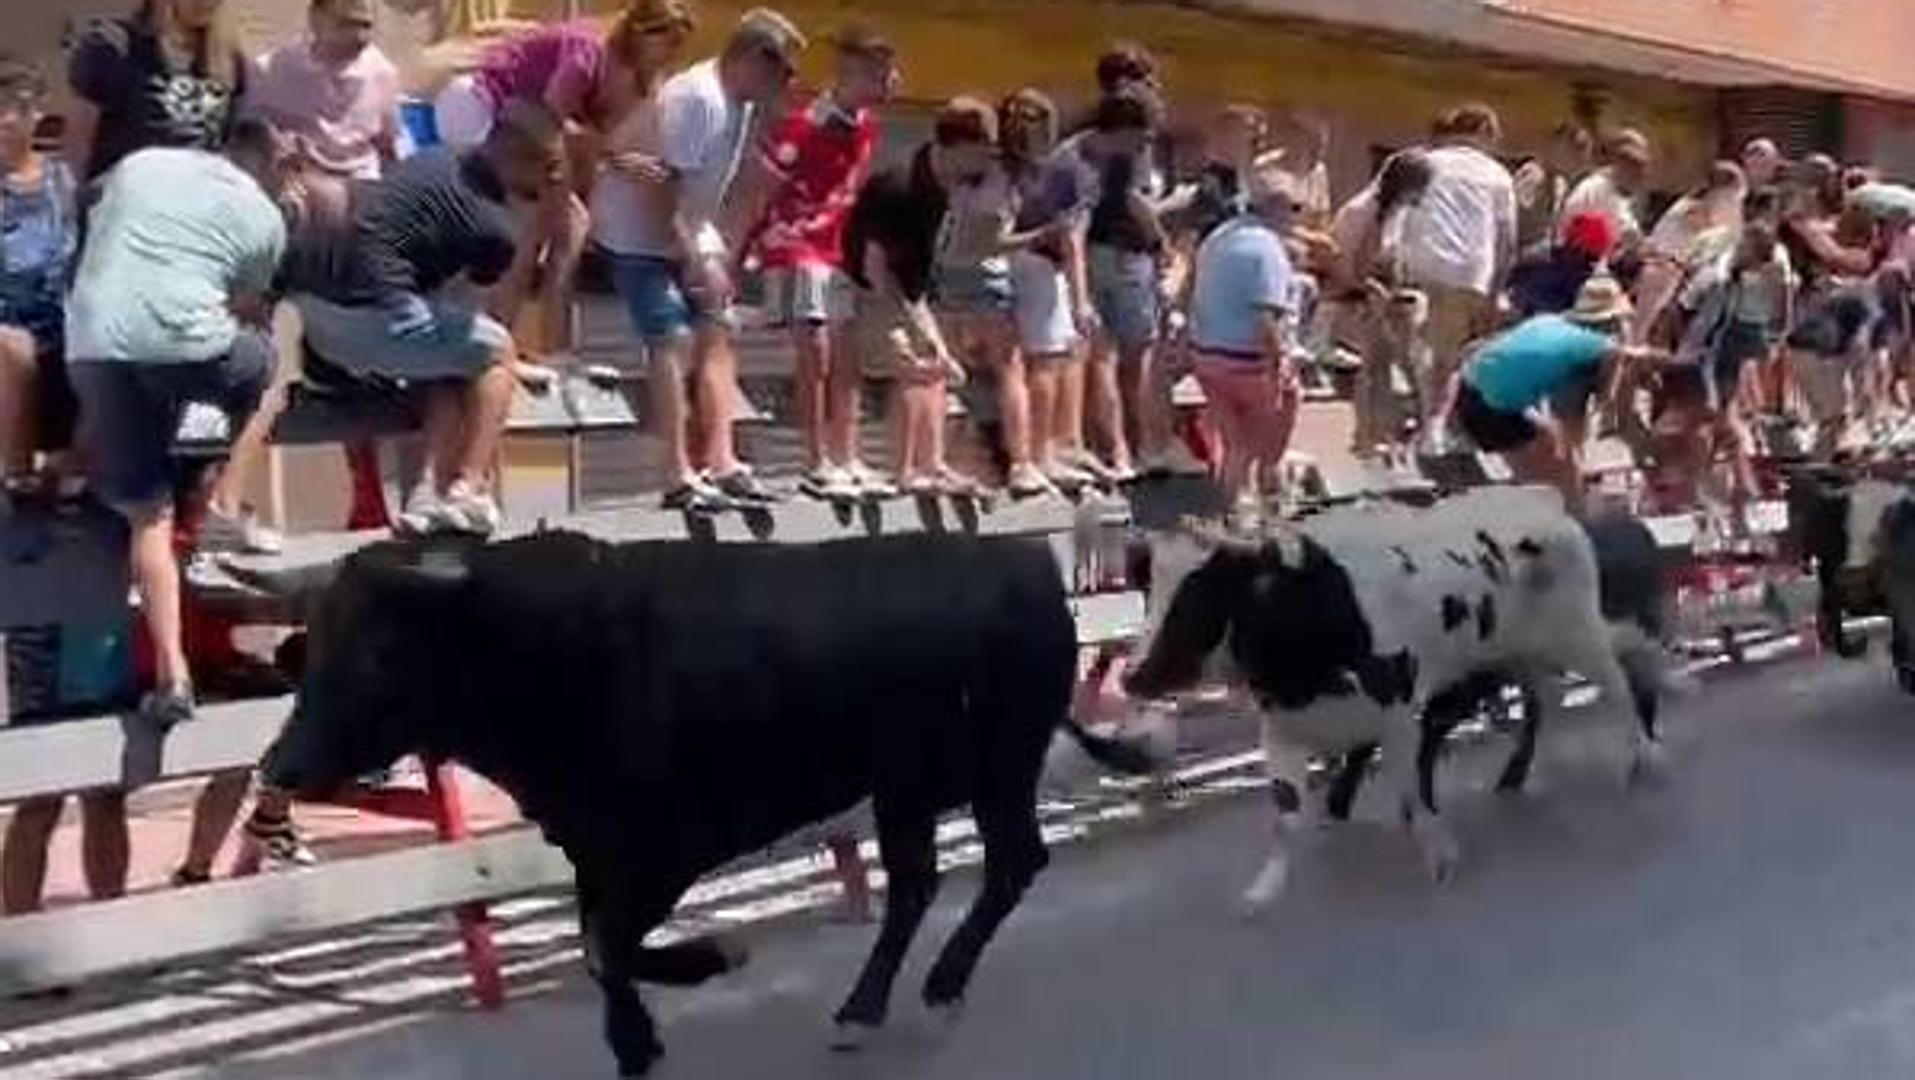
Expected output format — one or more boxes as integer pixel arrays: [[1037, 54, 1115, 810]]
[[246, 0, 400, 211], [435, 3, 692, 370]]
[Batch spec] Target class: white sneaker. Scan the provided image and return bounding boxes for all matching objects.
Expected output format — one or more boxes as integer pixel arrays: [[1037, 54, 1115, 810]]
[[801, 465, 860, 501], [198, 505, 284, 556], [1006, 462, 1055, 498], [394, 485, 441, 536], [1043, 460, 1096, 490], [1143, 442, 1210, 478], [423, 483, 501, 536], [846, 461, 899, 499]]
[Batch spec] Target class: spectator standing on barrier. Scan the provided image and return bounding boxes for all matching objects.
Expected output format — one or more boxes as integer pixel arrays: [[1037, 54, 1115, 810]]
[[1397, 103, 1517, 441], [735, 25, 898, 501], [1077, 45, 1205, 481], [1000, 88, 1097, 491], [281, 100, 567, 538], [1188, 162, 1305, 527], [1328, 148, 1433, 454], [246, 0, 402, 210], [1741, 137, 1786, 194], [1632, 159, 1745, 346], [842, 98, 998, 493], [65, 0, 250, 183], [56, 122, 294, 894], [1514, 122, 1594, 252], [432, 3, 697, 374], [590, 8, 804, 510], [0, 58, 80, 502]]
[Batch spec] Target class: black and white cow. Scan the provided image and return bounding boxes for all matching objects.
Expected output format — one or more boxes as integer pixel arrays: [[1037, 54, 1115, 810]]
[[255, 531, 1164, 1077], [1122, 486, 1670, 914], [1788, 466, 1915, 688]]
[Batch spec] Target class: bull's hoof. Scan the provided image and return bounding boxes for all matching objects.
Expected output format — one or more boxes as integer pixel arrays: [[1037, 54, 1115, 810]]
[[1627, 740, 1670, 789], [614, 1041, 664, 1077], [831, 1021, 879, 1052], [1412, 824, 1460, 885], [1896, 665, 1915, 696], [924, 998, 967, 1036]]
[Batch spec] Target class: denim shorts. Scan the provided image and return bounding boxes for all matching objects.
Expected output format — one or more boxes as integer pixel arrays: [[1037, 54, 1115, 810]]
[[295, 295, 511, 383], [1088, 245, 1160, 351], [935, 260, 1014, 316], [609, 253, 713, 346], [68, 331, 274, 513]]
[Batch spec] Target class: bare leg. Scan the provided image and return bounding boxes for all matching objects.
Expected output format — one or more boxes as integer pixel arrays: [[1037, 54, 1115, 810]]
[[1087, 338, 1132, 471], [1027, 358, 1059, 468], [824, 332, 862, 468], [1129, 342, 1175, 459], [994, 343, 1033, 471], [1503, 429, 1584, 516], [419, 386, 465, 495], [178, 769, 252, 880], [130, 505, 191, 691], [0, 327, 37, 474], [1054, 349, 1088, 460], [644, 336, 697, 485], [693, 324, 742, 476], [1211, 402, 1250, 504], [1, 796, 63, 914], [793, 320, 829, 471], [77, 790, 129, 900], [532, 194, 589, 358], [452, 360, 515, 491], [209, 378, 286, 518]]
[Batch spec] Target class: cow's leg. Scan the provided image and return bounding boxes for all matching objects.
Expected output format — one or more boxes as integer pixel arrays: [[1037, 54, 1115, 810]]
[[921, 782, 1050, 1017], [1495, 678, 1547, 794], [577, 870, 670, 1078], [832, 802, 938, 1046], [1324, 743, 1377, 822], [1565, 636, 1665, 786], [1381, 707, 1459, 884], [1614, 643, 1669, 783], [1241, 719, 1318, 918]]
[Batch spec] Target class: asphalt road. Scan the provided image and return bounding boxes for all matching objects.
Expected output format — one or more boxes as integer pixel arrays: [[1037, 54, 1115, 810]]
[[15, 652, 1915, 1080]]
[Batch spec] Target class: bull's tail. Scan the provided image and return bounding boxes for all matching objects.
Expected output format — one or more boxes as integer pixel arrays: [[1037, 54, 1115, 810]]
[[1043, 710, 1176, 792]]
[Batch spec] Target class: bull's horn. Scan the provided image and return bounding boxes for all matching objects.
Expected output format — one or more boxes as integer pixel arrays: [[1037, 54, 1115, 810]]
[[1176, 515, 1249, 550]]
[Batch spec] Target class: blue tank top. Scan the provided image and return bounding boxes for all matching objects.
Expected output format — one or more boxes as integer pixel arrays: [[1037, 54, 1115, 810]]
[[0, 157, 76, 343]]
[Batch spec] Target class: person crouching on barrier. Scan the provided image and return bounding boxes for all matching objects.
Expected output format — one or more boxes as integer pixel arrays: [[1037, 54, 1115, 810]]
[[284, 98, 567, 536], [1449, 275, 1665, 515], [1187, 163, 1306, 528]]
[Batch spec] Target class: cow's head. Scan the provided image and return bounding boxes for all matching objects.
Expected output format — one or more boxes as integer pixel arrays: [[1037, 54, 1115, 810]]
[[260, 539, 481, 798], [1123, 519, 1375, 709]]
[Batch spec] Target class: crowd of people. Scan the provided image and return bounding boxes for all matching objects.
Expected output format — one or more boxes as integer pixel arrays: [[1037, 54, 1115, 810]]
[[2, 0, 1913, 911]]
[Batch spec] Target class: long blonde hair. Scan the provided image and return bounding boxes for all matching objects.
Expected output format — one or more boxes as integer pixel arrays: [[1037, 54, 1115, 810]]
[[136, 0, 244, 89], [607, 0, 696, 77]]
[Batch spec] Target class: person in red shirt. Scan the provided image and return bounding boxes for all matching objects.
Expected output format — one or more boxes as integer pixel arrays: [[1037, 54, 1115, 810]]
[[742, 25, 898, 499]]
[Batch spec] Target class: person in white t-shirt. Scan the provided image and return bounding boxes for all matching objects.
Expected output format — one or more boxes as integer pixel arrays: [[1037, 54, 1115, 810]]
[[1558, 128, 1651, 247], [1395, 103, 1516, 431], [590, 8, 804, 510]]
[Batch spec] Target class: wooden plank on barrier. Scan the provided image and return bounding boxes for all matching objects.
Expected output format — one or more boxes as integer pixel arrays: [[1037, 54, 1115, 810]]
[[0, 696, 288, 804], [222, 495, 1133, 585], [0, 827, 570, 996]]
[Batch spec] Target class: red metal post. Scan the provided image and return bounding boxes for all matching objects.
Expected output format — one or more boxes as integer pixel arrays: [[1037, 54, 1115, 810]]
[[426, 764, 507, 1010]]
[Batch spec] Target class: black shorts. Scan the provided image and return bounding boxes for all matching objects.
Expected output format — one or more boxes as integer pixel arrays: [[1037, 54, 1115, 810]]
[[1454, 381, 1538, 452]]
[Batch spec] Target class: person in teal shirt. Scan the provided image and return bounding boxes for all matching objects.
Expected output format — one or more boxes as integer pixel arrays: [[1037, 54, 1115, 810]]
[[1452, 274, 1663, 512]]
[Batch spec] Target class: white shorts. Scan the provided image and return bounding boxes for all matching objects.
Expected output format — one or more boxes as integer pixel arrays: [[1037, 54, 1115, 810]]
[[433, 75, 496, 149], [764, 262, 849, 325], [1010, 251, 1077, 358]]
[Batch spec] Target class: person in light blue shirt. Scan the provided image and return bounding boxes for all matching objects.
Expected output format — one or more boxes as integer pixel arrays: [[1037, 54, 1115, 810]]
[[64, 120, 293, 747], [1453, 274, 1663, 513], [1188, 163, 1303, 524]]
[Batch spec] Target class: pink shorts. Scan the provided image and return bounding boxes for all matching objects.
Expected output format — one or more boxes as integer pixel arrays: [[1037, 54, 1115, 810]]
[[1194, 352, 1291, 422]]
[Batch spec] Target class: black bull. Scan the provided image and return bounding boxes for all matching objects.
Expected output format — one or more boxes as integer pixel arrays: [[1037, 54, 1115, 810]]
[[256, 531, 1161, 1077], [1788, 467, 1915, 690]]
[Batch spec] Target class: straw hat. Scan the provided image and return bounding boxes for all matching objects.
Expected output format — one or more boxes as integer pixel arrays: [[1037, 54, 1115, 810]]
[[1564, 273, 1632, 326]]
